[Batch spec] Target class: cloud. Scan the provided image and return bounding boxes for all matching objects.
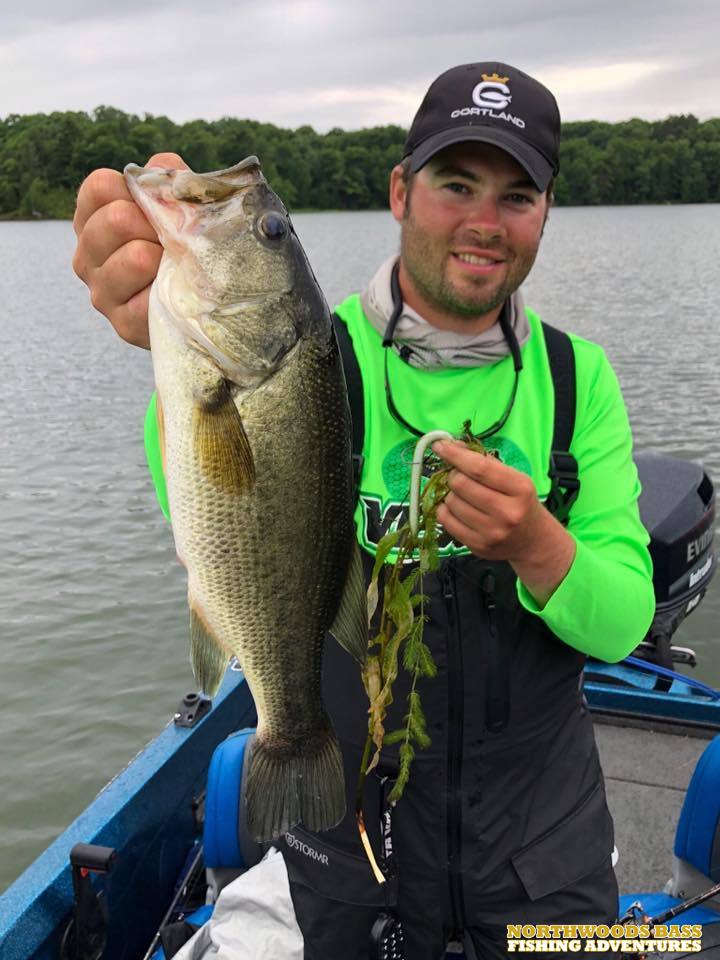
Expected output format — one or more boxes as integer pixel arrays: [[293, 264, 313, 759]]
[[0, 0, 717, 128], [542, 61, 669, 121]]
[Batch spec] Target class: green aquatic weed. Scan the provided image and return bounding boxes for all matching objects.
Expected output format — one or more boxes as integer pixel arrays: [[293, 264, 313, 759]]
[[358, 425, 486, 807]]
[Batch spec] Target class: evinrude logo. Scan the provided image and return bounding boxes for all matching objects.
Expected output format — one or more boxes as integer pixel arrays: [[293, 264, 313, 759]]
[[451, 72, 526, 129], [285, 832, 329, 866], [687, 528, 714, 562]]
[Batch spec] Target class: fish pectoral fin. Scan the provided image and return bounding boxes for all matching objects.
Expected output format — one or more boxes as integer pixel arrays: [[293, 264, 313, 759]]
[[329, 539, 368, 664], [192, 382, 256, 494], [190, 603, 230, 696]]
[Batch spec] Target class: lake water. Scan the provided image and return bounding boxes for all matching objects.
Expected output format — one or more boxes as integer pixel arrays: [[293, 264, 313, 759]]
[[1, 205, 719, 893]]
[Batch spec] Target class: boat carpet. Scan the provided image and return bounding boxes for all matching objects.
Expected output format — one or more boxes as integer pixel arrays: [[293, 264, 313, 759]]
[[594, 719, 712, 894]]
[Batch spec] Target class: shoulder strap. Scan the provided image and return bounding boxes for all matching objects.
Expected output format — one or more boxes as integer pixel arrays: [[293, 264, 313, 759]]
[[332, 312, 365, 492], [333, 310, 579, 520], [541, 321, 580, 525]]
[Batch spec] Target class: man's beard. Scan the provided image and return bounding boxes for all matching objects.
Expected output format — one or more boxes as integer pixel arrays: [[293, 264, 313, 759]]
[[399, 216, 539, 321]]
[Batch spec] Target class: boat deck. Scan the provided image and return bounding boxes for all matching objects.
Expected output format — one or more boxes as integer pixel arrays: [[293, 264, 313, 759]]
[[594, 718, 711, 893]]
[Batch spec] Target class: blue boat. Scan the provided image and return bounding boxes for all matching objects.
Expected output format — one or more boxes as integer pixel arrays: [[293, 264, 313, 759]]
[[1, 452, 719, 959]]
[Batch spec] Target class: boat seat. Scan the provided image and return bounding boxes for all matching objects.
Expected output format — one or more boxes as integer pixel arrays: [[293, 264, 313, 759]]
[[203, 728, 265, 899], [164, 733, 720, 957], [674, 734, 720, 882], [149, 731, 266, 959], [620, 734, 720, 924]]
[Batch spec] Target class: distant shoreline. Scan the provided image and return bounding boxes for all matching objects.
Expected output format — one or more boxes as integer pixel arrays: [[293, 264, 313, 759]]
[[1, 105, 717, 217], [2, 199, 718, 224]]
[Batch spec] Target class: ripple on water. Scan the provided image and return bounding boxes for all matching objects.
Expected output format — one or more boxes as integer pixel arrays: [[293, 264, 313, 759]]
[[2, 209, 720, 891]]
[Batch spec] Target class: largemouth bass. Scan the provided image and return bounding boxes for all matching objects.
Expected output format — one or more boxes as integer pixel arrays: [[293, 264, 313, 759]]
[[124, 157, 367, 842]]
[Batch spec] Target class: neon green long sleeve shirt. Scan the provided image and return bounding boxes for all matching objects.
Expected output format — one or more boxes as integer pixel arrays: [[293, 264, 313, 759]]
[[144, 295, 655, 665], [333, 294, 655, 663]]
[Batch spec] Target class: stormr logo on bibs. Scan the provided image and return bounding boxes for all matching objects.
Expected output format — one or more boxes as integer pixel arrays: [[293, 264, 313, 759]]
[[451, 72, 526, 129]]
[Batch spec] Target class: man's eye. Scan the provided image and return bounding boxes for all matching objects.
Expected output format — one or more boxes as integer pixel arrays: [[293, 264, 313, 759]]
[[443, 182, 470, 194], [507, 193, 534, 204]]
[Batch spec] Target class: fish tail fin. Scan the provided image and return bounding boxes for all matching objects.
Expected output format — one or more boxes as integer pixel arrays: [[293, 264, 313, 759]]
[[190, 604, 229, 697], [245, 723, 345, 842]]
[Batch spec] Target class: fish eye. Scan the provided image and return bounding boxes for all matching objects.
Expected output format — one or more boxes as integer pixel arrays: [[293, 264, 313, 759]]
[[258, 211, 288, 241]]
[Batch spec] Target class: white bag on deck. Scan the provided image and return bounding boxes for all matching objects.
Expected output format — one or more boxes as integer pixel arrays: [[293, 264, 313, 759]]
[[173, 847, 303, 960]]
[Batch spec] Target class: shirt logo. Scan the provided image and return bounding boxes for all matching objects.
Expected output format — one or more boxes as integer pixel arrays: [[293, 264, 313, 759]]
[[357, 435, 535, 557], [472, 72, 512, 110]]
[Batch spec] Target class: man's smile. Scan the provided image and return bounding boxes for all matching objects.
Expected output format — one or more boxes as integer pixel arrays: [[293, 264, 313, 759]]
[[451, 250, 507, 275]]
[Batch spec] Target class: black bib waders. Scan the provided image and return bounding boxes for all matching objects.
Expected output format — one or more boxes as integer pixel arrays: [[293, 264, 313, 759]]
[[280, 317, 618, 960]]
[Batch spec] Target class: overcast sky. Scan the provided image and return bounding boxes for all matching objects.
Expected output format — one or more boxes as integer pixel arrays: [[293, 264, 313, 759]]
[[0, 1, 717, 130]]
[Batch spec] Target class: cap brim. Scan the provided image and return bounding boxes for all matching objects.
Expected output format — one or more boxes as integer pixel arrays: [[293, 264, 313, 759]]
[[407, 126, 554, 192]]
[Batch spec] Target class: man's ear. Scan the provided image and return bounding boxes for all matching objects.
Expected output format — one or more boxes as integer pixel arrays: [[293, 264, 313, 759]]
[[389, 164, 409, 223]]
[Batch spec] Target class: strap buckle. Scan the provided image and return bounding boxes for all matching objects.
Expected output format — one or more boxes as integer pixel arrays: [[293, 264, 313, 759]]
[[546, 451, 580, 525], [549, 451, 580, 491]]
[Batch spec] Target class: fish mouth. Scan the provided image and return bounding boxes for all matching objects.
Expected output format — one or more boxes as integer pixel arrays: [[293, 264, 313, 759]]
[[124, 156, 264, 204], [124, 157, 267, 263]]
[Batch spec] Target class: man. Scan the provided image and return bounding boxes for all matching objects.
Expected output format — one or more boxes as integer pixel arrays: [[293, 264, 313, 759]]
[[73, 62, 655, 959]]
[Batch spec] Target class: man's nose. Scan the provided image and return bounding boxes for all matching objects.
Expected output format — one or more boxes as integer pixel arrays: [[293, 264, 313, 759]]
[[465, 195, 504, 240]]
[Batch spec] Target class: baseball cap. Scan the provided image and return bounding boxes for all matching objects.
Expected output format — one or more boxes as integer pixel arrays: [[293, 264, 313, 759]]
[[403, 62, 561, 191]]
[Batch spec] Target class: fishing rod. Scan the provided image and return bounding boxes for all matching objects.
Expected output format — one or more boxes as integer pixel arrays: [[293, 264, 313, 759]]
[[647, 880, 720, 926], [620, 884, 720, 960], [141, 843, 205, 960], [623, 880, 720, 943]]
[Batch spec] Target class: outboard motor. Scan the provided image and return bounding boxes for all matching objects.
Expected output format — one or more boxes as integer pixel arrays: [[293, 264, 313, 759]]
[[634, 453, 716, 672]]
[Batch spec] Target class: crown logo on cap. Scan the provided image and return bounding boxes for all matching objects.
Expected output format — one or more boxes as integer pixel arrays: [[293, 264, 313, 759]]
[[481, 72, 509, 83]]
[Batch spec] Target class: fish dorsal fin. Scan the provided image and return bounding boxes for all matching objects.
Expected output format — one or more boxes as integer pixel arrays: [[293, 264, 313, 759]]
[[329, 539, 368, 664]]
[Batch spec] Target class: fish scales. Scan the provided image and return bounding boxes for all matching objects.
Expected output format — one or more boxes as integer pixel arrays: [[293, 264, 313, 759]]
[[171, 338, 350, 726], [125, 157, 367, 841]]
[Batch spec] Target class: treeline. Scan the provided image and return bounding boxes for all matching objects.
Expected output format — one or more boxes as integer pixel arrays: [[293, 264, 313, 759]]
[[1, 107, 719, 219], [554, 115, 720, 205]]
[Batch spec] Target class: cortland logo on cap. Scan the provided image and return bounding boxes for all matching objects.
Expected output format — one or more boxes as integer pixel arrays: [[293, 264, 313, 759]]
[[451, 71, 526, 129], [472, 72, 512, 110]]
